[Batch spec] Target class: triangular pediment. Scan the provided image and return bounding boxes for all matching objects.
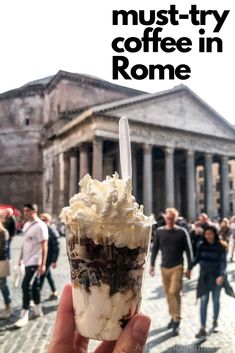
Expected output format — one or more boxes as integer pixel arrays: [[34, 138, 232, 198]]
[[95, 86, 235, 141]]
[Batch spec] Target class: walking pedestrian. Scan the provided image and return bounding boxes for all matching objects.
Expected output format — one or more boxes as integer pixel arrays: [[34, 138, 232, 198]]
[[193, 226, 227, 339], [198, 213, 213, 230], [15, 204, 48, 328], [40, 213, 60, 300], [228, 216, 235, 262], [0, 215, 12, 319], [190, 221, 203, 257], [219, 218, 231, 243], [4, 207, 16, 259], [149, 208, 193, 335]]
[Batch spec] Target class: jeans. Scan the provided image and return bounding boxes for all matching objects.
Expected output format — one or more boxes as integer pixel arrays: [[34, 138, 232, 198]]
[[200, 285, 222, 328], [40, 264, 56, 293], [22, 266, 41, 310], [0, 277, 11, 305], [7, 239, 12, 259]]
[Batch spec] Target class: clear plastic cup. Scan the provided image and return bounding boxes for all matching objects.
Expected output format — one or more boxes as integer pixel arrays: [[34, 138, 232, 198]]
[[66, 222, 151, 340]]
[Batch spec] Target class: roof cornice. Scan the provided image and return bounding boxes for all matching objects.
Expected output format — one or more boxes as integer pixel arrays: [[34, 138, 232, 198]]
[[0, 85, 45, 100], [86, 84, 235, 133], [46, 70, 146, 96], [0, 70, 145, 101]]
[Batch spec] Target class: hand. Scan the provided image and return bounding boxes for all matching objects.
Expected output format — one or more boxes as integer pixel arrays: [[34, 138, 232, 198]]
[[149, 266, 155, 277], [216, 276, 224, 286], [185, 270, 191, 279], [51, 262, 57, 269], [47, 284, 151, 353], [37, 264, 46, 275], [19, 259, 23, 266]]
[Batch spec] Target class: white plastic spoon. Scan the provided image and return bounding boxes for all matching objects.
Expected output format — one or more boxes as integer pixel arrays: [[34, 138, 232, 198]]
[[119, 116, 132, 180]]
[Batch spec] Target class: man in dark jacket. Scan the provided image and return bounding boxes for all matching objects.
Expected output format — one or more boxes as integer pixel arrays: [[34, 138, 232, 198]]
[[149, 208, 193, 336], [4, 208, 16, 259], [40, 213, 60, 300]]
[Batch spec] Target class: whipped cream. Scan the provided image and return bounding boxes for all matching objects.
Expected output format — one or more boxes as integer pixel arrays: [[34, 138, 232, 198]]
[[73, 281, 142, 340], [60, 173, 154, 249]]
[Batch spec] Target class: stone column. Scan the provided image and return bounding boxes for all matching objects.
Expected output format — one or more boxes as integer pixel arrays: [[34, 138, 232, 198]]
[[52, 155, 60, 217], [165, 147, 175, 208], [186, 150, 196, 221], [104, 156, 114, 177], [132, 146, 137, 197], [63, 153, 70, 204], [69, 154, 78, 198], [79, 144, 89, 180], [220, 155, 229, 217], [204, 153, 213, 218], [92, 137, 103, 181], [143, 144, 152, 215], [59, 153, 65, 209], [174, 165, 181, 212]]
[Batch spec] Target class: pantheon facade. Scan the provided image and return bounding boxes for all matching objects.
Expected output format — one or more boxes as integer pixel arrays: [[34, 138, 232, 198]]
[[1, 70, 235, 221]]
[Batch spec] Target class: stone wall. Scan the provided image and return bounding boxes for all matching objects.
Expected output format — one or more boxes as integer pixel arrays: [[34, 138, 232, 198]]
[[0, 172, 43, 212], [0, 73, 139, 213], [46, 78, 137, 120], [0, 128, 43, 210], [0, 95, 44, 127]]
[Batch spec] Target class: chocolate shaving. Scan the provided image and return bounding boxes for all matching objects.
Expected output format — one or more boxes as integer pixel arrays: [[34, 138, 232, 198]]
[[67, 237, 146, 295]]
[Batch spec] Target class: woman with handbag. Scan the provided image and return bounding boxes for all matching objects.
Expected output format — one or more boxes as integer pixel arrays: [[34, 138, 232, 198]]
[[0, 214, 12, 319]]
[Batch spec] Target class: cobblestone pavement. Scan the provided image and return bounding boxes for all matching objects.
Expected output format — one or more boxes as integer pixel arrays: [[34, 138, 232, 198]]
[[0, 236, 234, 353]]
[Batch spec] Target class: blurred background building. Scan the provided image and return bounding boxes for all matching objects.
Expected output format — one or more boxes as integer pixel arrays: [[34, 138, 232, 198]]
[[196, 162, 235, 218], [1, 70, 235, 221]]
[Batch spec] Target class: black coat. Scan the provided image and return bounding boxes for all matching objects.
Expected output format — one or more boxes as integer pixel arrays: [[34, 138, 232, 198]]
[[193, 239, 227, 298], [4, 216, 16, 239], [190, 231, 203, 257], [47, 226, 60, 265], [0, 229, 9, 261]]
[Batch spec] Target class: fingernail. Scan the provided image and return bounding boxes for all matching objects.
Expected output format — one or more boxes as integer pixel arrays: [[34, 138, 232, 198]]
[[132, 314, 151, 340]]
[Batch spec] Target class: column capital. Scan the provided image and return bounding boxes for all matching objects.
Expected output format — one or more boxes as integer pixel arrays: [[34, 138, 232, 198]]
[[143, 144, 152, 153], [67, 147, 79, 157], [164, 146, 174, 156], [79, 142, 89, 152], [186, 149, 195, 158], [205, 153, 213, 161], [93, 136, 103, 145], [221, 155, 229, 163], [64, 150, 72, 158]]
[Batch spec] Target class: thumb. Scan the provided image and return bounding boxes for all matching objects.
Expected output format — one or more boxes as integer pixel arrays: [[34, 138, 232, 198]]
[[113, 314, 151, 353]]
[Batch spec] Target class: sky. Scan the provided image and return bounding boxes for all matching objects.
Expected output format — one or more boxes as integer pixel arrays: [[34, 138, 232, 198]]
[[0, 0, 234, 123]]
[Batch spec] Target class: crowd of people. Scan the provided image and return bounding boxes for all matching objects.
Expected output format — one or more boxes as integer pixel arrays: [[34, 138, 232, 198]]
[[150, 208, 234, 339], [0, 204, 60, 327], [0, 204, 234, 352]]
